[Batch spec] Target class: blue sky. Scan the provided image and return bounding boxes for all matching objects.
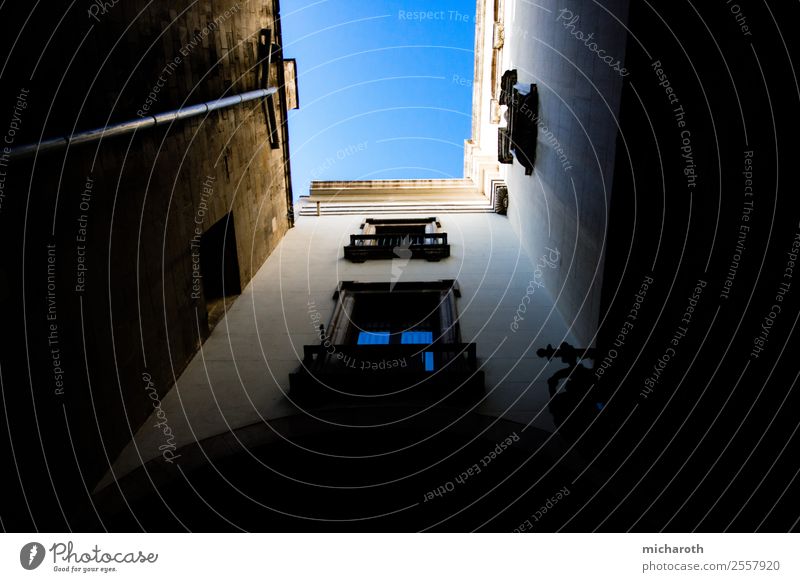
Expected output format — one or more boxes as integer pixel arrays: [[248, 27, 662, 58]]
[[280, 0, 477, 200]]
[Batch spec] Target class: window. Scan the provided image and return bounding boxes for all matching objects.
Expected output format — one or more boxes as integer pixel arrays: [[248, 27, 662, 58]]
[[290, 280, 483, 404], [344, 217, 450, 262], [327, 281, 456, 373], [346, 289, 441, 371], [199, 212, 241, 331]]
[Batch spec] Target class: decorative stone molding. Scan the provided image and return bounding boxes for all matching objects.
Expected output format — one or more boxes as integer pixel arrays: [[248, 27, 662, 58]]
[[492, 181, 509, 215], [493, 21, 505, 49], [299, 179, 494, 215]]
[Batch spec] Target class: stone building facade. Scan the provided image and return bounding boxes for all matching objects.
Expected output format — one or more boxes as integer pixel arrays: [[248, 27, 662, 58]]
[[0, 0, 298, 523]]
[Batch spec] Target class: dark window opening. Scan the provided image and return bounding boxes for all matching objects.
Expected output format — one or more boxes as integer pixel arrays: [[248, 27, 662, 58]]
[[200, 212, 241, 330], [348, 291, 438, 341], [290, 280, 484, 405], [349, 291, 440, 371]]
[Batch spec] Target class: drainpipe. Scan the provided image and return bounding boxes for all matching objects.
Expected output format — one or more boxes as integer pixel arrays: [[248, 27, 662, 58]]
[[9, 87, 278, 160]]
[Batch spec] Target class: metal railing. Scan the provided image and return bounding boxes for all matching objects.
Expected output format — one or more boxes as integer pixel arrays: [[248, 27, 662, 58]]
[[349, 233, 448, 247], [10, 87, 277, 160], [301, 342, 478, 372]]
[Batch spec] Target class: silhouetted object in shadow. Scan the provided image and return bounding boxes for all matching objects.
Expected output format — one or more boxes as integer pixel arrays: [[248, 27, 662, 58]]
[[536, 342, 597, 394], [537, 343, 602, 441]]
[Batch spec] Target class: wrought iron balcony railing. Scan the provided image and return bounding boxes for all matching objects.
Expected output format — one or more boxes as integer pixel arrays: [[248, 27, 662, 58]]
[[344, 233, 450, 262], [289, 342, 483, 404]]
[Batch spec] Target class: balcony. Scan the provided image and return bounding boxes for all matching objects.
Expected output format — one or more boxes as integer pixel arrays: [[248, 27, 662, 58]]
[[344, 232, 449, 262], [343, 217, 450, 263], [289, 342, 483, 406]]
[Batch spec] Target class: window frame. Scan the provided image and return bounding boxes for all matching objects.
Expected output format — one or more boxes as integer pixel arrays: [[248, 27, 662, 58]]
[[291, 280, 483, 403], [326, 280, 461, 346]]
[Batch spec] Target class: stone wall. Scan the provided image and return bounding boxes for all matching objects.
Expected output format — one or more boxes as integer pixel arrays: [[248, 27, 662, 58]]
[[0, 0, 294, 509], [500, 0, 629, 346]]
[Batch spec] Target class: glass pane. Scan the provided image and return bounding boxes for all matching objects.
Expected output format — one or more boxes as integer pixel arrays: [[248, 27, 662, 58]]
[[424, 352, 435, 372], [400, 331, 433, 344], [357, 331, 391, 345], [401, 331, 435, 371]]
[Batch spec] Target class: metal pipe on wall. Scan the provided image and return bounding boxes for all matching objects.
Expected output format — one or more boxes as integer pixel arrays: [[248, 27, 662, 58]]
[[9, 87, 277, 160]]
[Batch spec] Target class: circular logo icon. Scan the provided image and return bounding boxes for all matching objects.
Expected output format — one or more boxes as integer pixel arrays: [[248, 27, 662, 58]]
[[20, 542, 46, 570]]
